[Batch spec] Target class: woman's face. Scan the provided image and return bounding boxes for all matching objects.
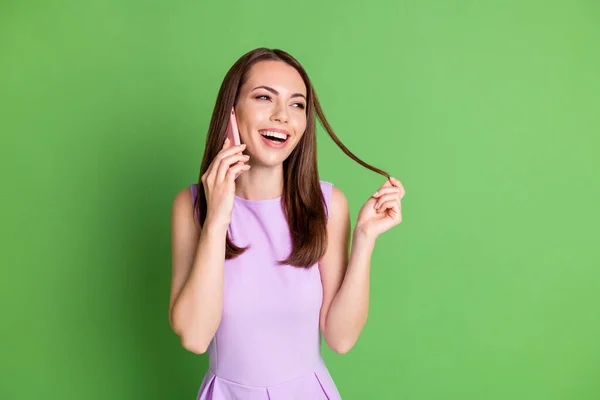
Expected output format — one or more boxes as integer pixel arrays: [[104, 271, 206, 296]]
[[234, 60, 308, 167]]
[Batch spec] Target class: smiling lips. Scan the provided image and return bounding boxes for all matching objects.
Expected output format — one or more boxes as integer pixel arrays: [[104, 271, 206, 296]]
[[259, 129, 290, 147]]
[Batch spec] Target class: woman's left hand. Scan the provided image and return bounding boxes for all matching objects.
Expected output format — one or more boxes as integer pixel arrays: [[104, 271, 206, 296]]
[[355, 176, 406, 239]]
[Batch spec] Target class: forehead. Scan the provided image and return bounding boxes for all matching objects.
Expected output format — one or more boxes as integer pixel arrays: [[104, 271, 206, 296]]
[[244, 60, 306, 95]]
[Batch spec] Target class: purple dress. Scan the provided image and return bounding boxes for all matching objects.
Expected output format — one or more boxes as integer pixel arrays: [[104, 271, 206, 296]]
[[189, 180, 342, 399]]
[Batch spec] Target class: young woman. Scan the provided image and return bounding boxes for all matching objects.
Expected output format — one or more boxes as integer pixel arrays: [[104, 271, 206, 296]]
[[169, 47, 405, 399]]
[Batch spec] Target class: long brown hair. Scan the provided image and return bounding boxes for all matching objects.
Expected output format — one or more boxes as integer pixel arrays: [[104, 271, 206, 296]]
[[194, 48, 389, 267]]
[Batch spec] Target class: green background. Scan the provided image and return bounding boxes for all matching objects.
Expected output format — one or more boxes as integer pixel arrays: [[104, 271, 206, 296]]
[[1, 0, 599, 399]]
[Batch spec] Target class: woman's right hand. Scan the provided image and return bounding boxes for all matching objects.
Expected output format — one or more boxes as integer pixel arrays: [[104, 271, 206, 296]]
[[201, 138, 250, 228]]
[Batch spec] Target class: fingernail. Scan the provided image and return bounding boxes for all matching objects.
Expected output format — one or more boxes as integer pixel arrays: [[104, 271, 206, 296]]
[[225, 138, 230, 144], [373, 191, 378, 197]]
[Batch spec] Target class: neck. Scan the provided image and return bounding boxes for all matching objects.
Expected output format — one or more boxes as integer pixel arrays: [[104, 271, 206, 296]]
[[234, 164, 284, 201]]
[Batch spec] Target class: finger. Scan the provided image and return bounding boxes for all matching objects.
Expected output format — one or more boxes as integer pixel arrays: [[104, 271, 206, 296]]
[[374, 193, 399, 210], [226, 162, 251, 182], [218, 143, 246, 159], [217, 153, 250, 182], [380, 179, 394, 189], [388, 176, 405, 191], [217, 153, 250, 183], [377, 199, 402, 220], [373, 187, 400, 198], [208, 144, 247, 182], [389, 176, 401, 185], [387, 177, 406, 198]]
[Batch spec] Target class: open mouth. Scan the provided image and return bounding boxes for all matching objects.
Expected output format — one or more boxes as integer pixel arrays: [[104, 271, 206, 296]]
[[259, 130, 289, 144]]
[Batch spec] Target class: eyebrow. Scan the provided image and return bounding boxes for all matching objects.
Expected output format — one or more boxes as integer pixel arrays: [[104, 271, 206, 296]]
[[252, 85, 306, 101]]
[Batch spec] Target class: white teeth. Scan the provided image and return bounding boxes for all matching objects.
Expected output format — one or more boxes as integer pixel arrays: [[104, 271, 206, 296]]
[[260, 130, 288, 140]]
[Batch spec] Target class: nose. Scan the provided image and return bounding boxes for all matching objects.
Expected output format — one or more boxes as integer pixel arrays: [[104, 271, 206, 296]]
[[270, 103, 288, 124]]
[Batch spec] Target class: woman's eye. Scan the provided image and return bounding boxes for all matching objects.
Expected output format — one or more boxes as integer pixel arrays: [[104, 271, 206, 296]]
[[256, 95, 305, 109]]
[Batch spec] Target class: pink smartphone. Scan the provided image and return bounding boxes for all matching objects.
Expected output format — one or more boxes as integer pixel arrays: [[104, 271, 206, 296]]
[[226, 107, 242, 146], [226, 107, 243, 180]]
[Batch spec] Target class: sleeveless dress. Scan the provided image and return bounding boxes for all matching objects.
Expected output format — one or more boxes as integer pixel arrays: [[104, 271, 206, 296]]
[[189, 180, 342, 400]]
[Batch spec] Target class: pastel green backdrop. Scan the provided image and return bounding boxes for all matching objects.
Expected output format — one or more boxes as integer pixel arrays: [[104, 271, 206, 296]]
[[1, 0, 598, 399]]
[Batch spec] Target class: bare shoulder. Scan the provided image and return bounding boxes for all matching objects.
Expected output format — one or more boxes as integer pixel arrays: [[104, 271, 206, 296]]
[[172, 186, 200, 232], [330, 185, 348, 205], [319, 184, 351, 269], [172, 186, 193, 214], [329, 185, 350, 223], [323, 184, 350, 256], [170, 185, 201, 275]]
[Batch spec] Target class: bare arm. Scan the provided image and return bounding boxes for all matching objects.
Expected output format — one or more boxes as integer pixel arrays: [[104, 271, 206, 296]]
[[319, 178, 405, 354], [318, 186, 375, 354], [169, 140, 250, 354], [169, 188, 229, 354]]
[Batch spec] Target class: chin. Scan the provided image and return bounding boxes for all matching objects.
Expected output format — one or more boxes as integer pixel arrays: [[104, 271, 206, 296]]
[[247, 140, 298, 168], [252, 154, 290, 168]]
